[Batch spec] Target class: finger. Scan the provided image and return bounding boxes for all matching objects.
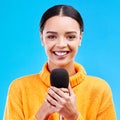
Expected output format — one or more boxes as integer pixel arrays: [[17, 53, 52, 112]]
[[50, 87, 69, 98], [60, 88, 69, 94], [46, 93, 63, 112], [48, 87, 63, 100], [48, 87, 64, 103], [46, 93, 57, 107], [68, 84, 74, 96]]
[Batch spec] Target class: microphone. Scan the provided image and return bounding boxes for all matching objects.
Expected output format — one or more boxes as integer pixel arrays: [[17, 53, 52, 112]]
[[50, 68, 69, 88], [50, 68, 69, 120]]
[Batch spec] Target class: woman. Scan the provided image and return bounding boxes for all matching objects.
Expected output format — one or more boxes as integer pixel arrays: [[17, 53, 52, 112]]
[[4, 5, 116, 120]]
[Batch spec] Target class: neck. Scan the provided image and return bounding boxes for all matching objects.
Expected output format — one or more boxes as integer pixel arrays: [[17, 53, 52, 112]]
[[47, 62, 76, 76]]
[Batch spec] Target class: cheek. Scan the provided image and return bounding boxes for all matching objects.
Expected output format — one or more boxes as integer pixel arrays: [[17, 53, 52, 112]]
[[44, 44, 53, 54], [44, 46, 51, 57], [68, 44, 78, 55], [44, 45, 50, 52], [69, 41, 80, 49]]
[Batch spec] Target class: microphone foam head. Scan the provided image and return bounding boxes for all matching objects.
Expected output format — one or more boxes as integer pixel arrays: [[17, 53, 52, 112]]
[[50, 68, 69, 88]]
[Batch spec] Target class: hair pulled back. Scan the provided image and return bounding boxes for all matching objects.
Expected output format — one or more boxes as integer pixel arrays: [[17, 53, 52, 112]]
[[40, 5, 84, 33]]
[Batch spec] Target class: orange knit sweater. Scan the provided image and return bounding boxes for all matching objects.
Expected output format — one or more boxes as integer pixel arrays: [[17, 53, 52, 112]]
[[4, 62, 116, 120]]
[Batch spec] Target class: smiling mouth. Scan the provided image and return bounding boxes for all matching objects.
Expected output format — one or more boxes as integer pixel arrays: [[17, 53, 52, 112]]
[[53, 51, 69, 56]]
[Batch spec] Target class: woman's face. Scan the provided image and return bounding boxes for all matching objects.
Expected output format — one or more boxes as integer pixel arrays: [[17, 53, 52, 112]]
[[41, 16, 82, 69]]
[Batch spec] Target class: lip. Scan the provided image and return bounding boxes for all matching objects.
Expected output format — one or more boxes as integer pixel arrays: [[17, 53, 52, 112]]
[[53, 51, 70, 57]]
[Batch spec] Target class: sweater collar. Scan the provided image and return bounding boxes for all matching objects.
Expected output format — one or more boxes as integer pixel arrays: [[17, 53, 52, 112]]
[[39, 62, 86, 88]]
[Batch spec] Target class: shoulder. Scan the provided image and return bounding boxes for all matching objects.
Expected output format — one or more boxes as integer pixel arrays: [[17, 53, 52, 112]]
[[85, 75, 108, 85], [84, 75, 112, 95], [86, 75, 109, 86], [9, 74, 40, 90]]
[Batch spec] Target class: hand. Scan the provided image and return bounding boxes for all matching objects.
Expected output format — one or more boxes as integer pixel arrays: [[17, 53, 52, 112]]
[[35, 87, 69, 120], [47, 84, 79, 120], [36, 88, 62, 120], [35, 98, 56, 120]]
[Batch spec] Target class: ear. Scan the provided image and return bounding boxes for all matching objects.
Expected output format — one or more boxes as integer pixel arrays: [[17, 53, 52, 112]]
[[40, 32, 45, 46]]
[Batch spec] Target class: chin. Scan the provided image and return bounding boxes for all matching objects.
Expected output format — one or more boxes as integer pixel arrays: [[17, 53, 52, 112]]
[[54, 60, 73, 68]]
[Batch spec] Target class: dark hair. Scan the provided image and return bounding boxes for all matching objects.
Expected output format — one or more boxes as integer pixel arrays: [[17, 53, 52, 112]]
[[40, 5, 84, 33]]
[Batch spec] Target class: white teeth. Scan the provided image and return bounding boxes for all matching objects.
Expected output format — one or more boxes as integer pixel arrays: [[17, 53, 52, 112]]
[[54, 51, 68, 56]]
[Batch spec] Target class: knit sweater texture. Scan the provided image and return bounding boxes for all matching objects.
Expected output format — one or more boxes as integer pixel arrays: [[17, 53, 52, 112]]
[[4, 62, 116, 120]]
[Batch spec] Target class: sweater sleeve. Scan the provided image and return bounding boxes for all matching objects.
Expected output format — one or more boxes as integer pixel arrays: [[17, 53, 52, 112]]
[[96, 82, 116, 120], [3, 81, 37, 120]]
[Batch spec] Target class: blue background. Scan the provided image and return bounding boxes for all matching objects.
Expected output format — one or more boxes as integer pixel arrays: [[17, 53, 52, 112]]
[[0, 0, 120, 119]]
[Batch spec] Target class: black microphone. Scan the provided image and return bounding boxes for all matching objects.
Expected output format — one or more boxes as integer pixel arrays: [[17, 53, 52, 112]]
[[50, 68, 69, 88], [50, 68, 69, 120]]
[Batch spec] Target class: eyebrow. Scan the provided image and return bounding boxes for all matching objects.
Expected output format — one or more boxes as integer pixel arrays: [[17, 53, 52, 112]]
[[46, 31, 77, 34], [46, 31, 57, 34]]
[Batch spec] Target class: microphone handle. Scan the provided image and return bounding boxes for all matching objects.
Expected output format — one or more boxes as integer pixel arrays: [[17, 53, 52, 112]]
[[60, 115, 63, 120]]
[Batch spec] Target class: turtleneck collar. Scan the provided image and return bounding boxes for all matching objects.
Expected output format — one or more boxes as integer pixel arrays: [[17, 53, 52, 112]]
[[39, 62, 86, 88]]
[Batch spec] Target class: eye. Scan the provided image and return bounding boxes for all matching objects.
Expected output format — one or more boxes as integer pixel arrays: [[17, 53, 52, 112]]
[[67, 35, 76, 40], [47, 35, 57, 40]]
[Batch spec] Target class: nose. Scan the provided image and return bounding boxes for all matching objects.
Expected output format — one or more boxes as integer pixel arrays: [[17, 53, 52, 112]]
[[56, 37, 67, 47]]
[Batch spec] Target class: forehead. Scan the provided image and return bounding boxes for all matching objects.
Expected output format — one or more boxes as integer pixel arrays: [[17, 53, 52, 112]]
[[43, 16, 80, 32]]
